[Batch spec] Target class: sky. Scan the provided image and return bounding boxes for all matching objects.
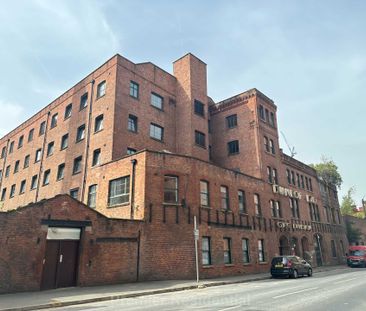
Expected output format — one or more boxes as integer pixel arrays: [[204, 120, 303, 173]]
[[0, 0, 365, 204]]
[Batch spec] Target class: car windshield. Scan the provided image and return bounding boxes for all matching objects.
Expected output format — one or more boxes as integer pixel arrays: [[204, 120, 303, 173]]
[[350, 250, 365, 256]]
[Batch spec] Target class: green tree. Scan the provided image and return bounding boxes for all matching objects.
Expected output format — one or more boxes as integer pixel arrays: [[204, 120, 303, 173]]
[[310, 156, 343, 188], [341, 187, 357, 215], [345, 219, 362, 244]]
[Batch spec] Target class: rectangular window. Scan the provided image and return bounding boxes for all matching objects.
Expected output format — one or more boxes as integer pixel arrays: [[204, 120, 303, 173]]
[[290, 198, 300, 218], [1, 188, 6, 201], [5, 165, 10, 178], [127, 148, 137, 155], [80, 93, 88, 110], [19, 180, 26, 194], [223, 237, 232, 264], [96, 80, 106, 98], [47, 141, 54, 157], [18, 135, 24, 149], [238, 190, 246, 213], [267, 166, 272, 183], [128, 114, 138, 132], [57, 163, 65, 180], [194, 100, 205, 117], [50, 113, 58, 128], [28, 129, 34, 142], [24, 154, 30, 168], [43, 169, 51, 186], [271, 200, 282, 218], [31, 175, 38, 190], [269, 139, 275, 154], [286, 169, 291, 184], [291, 171, 296, 185], [1, 146, 6, 158], [273, 168, 278, 184], [61, 133, 69, 150], [88, 184, 97, 208], [331, 240, 337, 257], [305, 177, 309, 190], [150, 123, 164, 141], [227, 140, 239, 155], [108, 176, 130, 206], [258, 105, 265, 120], [254, 193, 261, 215], [94, 115, 104, 132], [264, 136, 270, 152], [9, 141, 14, 154], [200, 180, 209, 207], [76, 124, 86, 142], [151, 92, 163, 110], [269, 112, 275, 127], [265, 109, 269, 122], [39, 121, 46, 136], [70, 188, 79, 199], [10, 184, 16, 198], [221, 186, 229, 210], [92, 149, 101, 166], [242, 238, 250, 263], [73, 156, 82, 175], [195, 131, 206, 148], [309, 178, 313, 191], [130, 81, 139, 99], [258, 239, 265, 262], [301, 175, 305, 188], [297, 173, 301, 187], [164, 175, 179, 204], [64, 103, 72, 119], [202, 237, 211, 266], [35, 148, 42, 162], [14, 160, 19, 173], [226, 114, 237, 128]]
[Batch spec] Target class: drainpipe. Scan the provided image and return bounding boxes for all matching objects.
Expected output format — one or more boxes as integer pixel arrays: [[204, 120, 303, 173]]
[[81, 79, 95, 203], [136, 229, 141, 281], [0, 139, 10, 193], [130, 159, 137, 219], [35, 112, 51, 203]]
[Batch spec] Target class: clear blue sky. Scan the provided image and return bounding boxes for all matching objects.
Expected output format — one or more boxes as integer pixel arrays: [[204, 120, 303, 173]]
[[0, 0, 365, 204]]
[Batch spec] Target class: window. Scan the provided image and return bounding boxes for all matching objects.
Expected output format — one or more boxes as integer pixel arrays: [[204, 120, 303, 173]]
[[92, 149, 101, 166], [39, 121, 46, 136], [108, 176, 130, 206], [202, 237, 211, 266], [64, 103, 72, 119], [30, 175, 38, 190], [301, 175, 305, 188], [10, 184, 16, 198], [227, 140, 239, 155], [61, 133, 69, 150], [28, 129, 34, 142], [269, 112, 275, 127], [324, 206, 330, 223], [94, 114, 104, 132], [258, 105, 265, 120], [269, 139, 275, 154], [73, 156, 82, 174], [128, 115, 138, 132], [129, 81, 139, 99], [1, 146, 6, 159], [265, 109, 269, 123], [164, 175, 178, 204], [340, 240, 345, 256], [254, 194, 261, 215], [80, 93, 88, 110], [200, 180, 209, 207], [5, 165, 10, 178], [35, 148, 42, 162], [24, 154, 30, 168], [238, 190, 246, 213], [267, 166, 272, 183], [127, 148, 137, 155], [242, 239, 250, 263], [70, 188, 79, 199], [47, 141, 54, 157], [309, 178, 313, 191], [223, 238, 232, 264], [50, 113, 58, 128], [1, 188, 6, 201], [226, 114, 237, 128], [290, 198, 300, 218], [291, 171, 296, 185], [14, 160, 19, 173], [151, 92, 163, 110], [264, 136, 270, 152], [150, 123, 164, 141], [19, 180, 26, 194], [76, 124, 85, 142], [331, 240, 337, 257], [88, 184, 97, 208], [43, 169, 51, 186], [297, 173, 301, 187], [270, 200, 282, 218], [273, 168, 278, 184], [286, 169, 291, 184], [221, 186, 229, 210], [57, 163, 65, 180], [18, 135, 24, 149], [195, 131, 206, 148], [309, 203, 320, 222], [258, 239, 265, 262], [96, 80, 106, 98], [194, 100, 205, 117], [9, 141, 14, 154]]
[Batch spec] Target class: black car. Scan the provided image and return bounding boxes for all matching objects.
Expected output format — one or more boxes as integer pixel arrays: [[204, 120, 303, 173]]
[[270, 256, 313, 278]]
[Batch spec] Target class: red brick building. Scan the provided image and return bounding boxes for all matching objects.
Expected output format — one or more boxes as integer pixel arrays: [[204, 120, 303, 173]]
[[0, 53, 347, 292]]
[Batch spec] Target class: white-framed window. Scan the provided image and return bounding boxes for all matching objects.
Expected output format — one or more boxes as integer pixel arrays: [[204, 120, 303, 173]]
[[200, 180, 209, 207], [242, 238, 250, 263], [151, 92, 163, 110], [258, 239, 265, 262], [202, 236, 211, 266], [221, 186, 229, 210], [164, 175, 178, 204], [108, 176, 130, 206], [96, 80, 106, 98], [150, 123, 164, 141]]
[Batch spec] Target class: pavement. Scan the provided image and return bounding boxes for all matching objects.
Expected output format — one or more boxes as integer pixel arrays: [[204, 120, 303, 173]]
[[0, 265, 348, 311]]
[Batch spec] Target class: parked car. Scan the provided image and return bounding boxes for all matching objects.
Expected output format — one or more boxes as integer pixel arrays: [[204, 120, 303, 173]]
[[270, 255, 312, 278], [347, 245, 366, 267]]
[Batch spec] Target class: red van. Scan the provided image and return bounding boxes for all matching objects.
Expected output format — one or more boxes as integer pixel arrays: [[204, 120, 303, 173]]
[[347, 245, 366, 267]]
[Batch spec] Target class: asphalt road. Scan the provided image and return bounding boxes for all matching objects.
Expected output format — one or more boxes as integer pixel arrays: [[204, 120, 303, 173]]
[[48, 268, 366, 311]]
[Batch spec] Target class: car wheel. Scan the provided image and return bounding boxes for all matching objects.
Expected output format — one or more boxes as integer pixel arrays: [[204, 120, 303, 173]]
[[292, 269, 298, 279], [307, 268, 313, 277]]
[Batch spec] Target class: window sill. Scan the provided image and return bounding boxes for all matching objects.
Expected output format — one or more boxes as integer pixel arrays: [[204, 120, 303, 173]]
[[194, 144, 206, 149], [94, 129, 104, 134], [243, 263, 251, 266], [224, 264, 234, 267], [200, 205, 211, 210], [108, 202, 130, 209], [228, 152, 240, 156], [259, 262, 268, 265], [220, 209, 232, 213], [96, 94, 105, 101], [76, 139, 85, 144], [151, 105, 164, 112], [64, 116, 71, 121], [264, 151, 276, 157], [194, 113, 205, 119], [162, 202, 181, 207], [202, 265, 213, 269], [129, 95, 139, 100], [239, 212, 249, 216], [128, 130, 138, 134], [150, 137, 164, 143], [72, 171, 81, 176]]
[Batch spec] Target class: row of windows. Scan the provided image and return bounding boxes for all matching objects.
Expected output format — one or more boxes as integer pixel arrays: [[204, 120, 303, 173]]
[[129, 81, 167, 112], [286, 169, 313, 192], [0, 81, 106, 160], [258, 104, 276, 127], [202, 237, 266, 265]]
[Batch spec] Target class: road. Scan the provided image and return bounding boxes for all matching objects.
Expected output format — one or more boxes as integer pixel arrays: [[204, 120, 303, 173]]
[[48, 268, 366, 311]]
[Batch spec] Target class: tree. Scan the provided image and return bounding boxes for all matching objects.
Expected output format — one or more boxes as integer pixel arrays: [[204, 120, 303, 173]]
[[340, 187, 365, 218], [310, 156, 342, 188], [345, 219, 362, 245]]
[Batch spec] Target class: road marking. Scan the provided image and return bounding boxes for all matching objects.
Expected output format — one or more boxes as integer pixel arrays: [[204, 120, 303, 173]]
[[334, 277, 359, 284], [272, 287, 319, 299], [218, 305, 242, 311]]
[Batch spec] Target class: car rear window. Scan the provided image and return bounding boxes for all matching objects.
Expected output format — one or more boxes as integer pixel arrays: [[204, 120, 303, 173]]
[[271, 257, 288, 265]]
